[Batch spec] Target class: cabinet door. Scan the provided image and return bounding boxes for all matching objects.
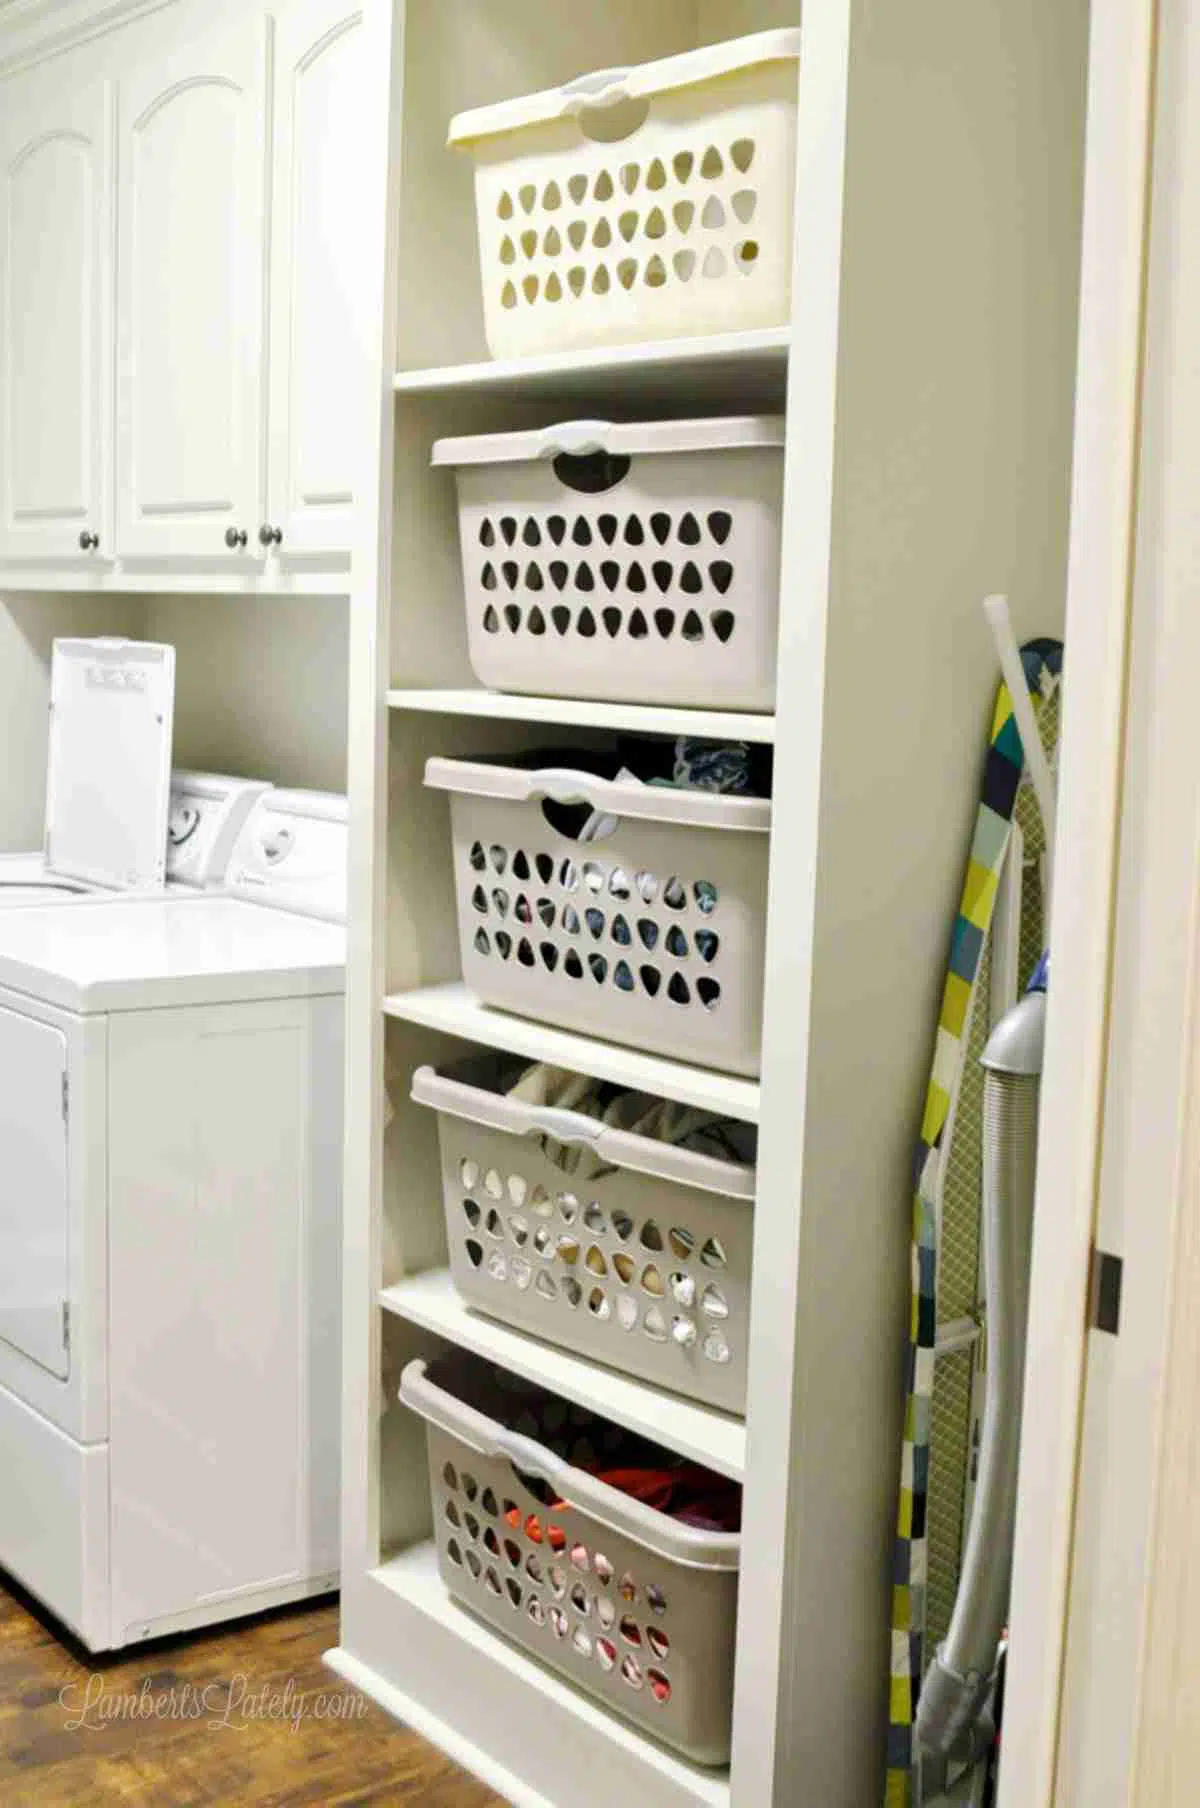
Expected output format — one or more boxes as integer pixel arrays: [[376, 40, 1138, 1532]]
[[267, 1, 366, 559], [115, 19, 269, 562], [0, 79, 113, 565]]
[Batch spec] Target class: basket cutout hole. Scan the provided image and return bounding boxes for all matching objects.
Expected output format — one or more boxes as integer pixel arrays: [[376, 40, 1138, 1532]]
[[592, 217, 612, 250], [512, 849, 531, 881], [592, 265, 610, 294], [617, 1294, 638, 1330], [731, 137, 756, 173], [495, 930, 513, 959], [585, 1245, 607, 1276], [594, 169, 614, 201], [588, 1287, 611, 1320], [670, 1271, 696, 1309], [669, 1226, 694, 1260], [704, 1327, 732, 1364], [698, 976, 722, 1010], [663, 876, 687, 910], [597, 1637, 617, 1671], [519, 227, 537, 259], [645, 254, 667, 287], [483, 1526, 500, 1556], [702, 195, 725, 230], [497, 191, 514, 220], [702, 1283, 729, 1319], [501, 281, 517, 310], [646, 1583, 667, 1615], [621, 1656, 645, 1690], [518, 183, 536, 214], [612, 1210, 634, 1242], [619, 1615, 642, 1647], [594, 1553, 614, 1587], [568, 174, 587, 204], [465, 1238, 483, 1268], [549, 1606, 569, 1638], [486, 1249, 507, 1281], [666, 925, 688, 959], [640, 964, 662, 997], [505, 1577, 522, 1608], [466, 1549, 482, 1578], [442, 1460, 459, 1492], [617, 257, 638, 291], [613, 1253, 635, 1285], [701, 1235, 728, 1269], [701, 145, 724, 179], [511, 1256, 532, 1289], [641, 1264, 665, 1297], [444, 1497, 461, 1528], [645, 206, 666, 239], [618, 209, 638, 243], [735, 240, 759, 274], [732, 188, 757, 224], [644, 1305, 668, 1341], [648, 1669, 671, 1705], [446, 1537, 463, 1566]]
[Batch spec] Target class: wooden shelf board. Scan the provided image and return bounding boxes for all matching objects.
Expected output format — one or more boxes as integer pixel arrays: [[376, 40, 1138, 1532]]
[[387, 687, 777, 744], [355, 1541, 731, 1807], [382, 983, 761, 1123], [381, 1268, 746, 1480], [393, 327, 790, 407]]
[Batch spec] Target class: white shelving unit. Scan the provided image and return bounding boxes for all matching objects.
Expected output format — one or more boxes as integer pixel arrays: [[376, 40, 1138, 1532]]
[[334, 1, 1090, 1802]]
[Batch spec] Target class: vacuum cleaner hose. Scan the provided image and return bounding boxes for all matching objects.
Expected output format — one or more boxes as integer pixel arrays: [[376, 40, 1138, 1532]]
[[916, 990, 1044, 1764]]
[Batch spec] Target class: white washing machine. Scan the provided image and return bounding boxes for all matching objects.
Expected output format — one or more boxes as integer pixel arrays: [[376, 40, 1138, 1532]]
[[0, 789, 347, 1650]]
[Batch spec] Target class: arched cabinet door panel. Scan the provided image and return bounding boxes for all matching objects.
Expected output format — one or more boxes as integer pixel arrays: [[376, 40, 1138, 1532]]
[[115, 19, 270, 563], [0, 81, 114, 564], [267, 0, 367, 561]]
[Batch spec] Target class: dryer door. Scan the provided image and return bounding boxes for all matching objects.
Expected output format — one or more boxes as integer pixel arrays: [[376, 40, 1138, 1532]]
[[0, 1006, 69, 1378]]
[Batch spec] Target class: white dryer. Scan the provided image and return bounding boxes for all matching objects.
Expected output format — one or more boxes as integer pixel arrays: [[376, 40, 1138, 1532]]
[[0, 789, 347, 1650]]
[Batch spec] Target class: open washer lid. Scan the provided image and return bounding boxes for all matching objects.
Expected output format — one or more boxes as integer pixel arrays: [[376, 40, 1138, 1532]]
[[43, 639, 176, 893]]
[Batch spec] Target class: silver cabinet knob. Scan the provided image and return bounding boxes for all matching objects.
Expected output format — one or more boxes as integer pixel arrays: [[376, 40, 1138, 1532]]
[[79, 530, 100, 552], [224, 527, 248, 550], [258, 523, 283, 547]]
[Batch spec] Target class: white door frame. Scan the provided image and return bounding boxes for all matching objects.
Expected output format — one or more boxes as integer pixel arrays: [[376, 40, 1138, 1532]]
[[997, 0, 1161, 1803]]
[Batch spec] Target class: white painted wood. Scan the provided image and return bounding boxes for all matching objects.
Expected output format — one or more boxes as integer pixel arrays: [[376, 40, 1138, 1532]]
[[393, 326, 790, 407], [997, 2, 1161, 1803], [339, 1, 1091, 1801], [388, 686, 776, 744], [0, 1004, 69, 1377], [0, 566, 348, 596], [268, 0, 366, 559], [384, 982, 761, 1121], [1045, 1, 1200, 1799], [381, 1268, 745, 1478], [0, 73, 113, 563], [114, 14, 269, 561]]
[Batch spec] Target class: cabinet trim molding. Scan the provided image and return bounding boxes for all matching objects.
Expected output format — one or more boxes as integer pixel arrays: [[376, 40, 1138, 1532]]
[[0, 0, 173, 78]]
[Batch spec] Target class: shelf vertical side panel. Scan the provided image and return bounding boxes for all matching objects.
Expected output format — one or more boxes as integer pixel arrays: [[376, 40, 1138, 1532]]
[[734, 0, 1091, 1802], [341, 0, 409, 1602]]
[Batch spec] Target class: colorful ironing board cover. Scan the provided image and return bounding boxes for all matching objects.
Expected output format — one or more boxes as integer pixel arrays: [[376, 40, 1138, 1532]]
[[885, 639, 1064, 1807]]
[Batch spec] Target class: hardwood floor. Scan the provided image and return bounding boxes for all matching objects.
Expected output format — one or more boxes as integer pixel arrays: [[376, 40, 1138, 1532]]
[[0, 1573, 505, 1806]]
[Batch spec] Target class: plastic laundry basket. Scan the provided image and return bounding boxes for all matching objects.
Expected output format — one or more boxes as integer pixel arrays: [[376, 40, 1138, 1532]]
[[434, 416, 784, 710], [413, 1054, 756, 1412], [427, 755, 771, 1075], [402, 1350, 740, 1762], [448, 30, 803, 358]]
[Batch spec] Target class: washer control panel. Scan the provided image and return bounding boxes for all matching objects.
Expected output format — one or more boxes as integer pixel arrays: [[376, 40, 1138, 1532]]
[[166, 772, 272, 888], [225, 790, 347, 922]]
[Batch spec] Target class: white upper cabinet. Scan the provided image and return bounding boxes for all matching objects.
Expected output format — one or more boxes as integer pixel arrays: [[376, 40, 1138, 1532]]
[[0, 79, 114, 564], [115, 17, 270, 563], [266, 1, 365, 560]]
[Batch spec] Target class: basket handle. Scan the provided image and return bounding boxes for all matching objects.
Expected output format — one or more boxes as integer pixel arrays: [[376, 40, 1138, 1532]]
[[400, 1360, 740, 1568], [410, 1064, 758, 1199], [558, 67, 633, 112], [424, 756, 773, 834], [529, 421, 616, 460]]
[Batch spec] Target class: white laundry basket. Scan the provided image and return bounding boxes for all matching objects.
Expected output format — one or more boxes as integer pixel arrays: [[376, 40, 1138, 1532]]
[[434, 417, 784, 710], [427, 754, 771, 1075], [401, 1349, 740, 1762], [448, 31, 803, 358], [413, 1055, 756, 1412]]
